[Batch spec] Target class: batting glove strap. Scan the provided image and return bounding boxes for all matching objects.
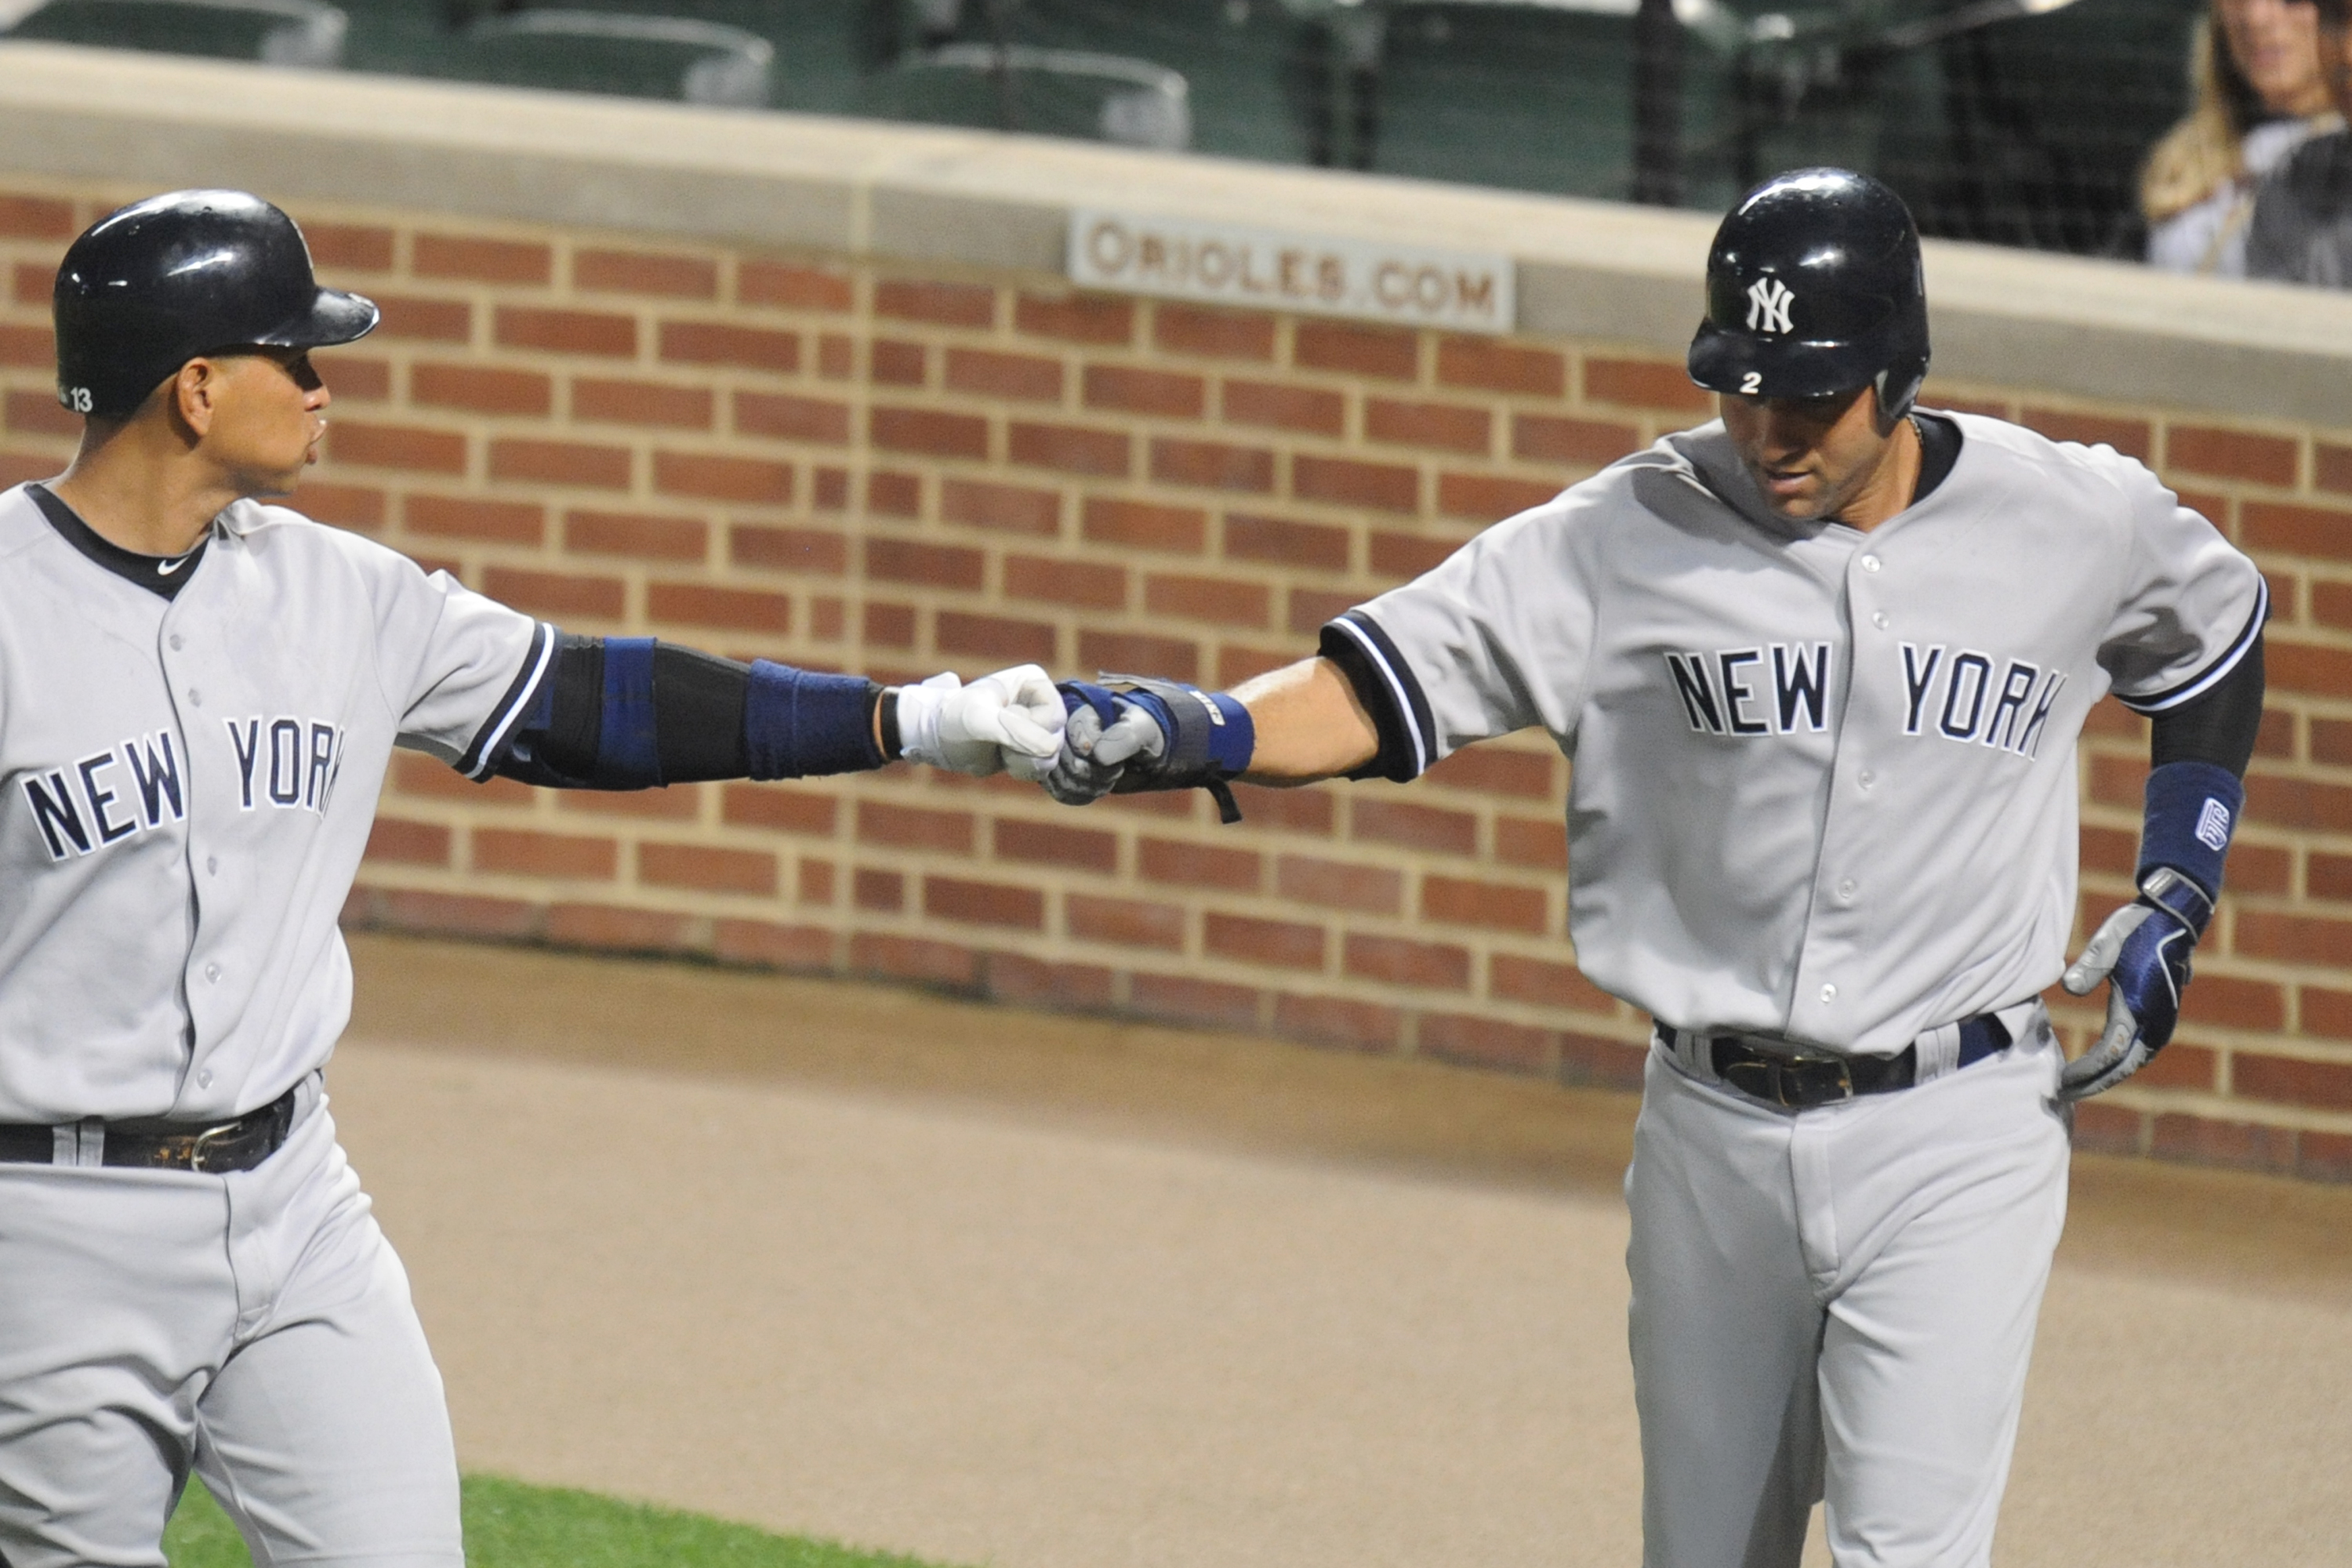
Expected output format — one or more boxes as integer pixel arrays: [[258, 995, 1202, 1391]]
[[2137, 760, 2241, 905], [2058, 872, 2207, 1101], [1055, 675, 1255, 823]]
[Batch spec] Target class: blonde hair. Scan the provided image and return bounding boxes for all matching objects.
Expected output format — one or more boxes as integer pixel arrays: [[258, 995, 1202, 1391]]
[[2141, 12, 2265, 223]]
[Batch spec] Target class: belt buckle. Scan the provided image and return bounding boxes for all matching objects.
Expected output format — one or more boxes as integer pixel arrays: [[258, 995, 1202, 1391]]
[[1782, 1054, 1854, 1106], [1722, 1044, 1853, 1107], [186, 1121, 245, 1173]]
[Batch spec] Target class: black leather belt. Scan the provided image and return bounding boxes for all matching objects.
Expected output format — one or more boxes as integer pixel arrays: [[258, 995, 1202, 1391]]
[[1657, 1014, 2013, 1109], [0, 1086, 298, 1173]]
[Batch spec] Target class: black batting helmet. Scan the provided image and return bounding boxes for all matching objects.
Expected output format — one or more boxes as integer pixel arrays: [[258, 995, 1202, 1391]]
[[1686, 168, 1929, 426], [54, 190, 379, 420]]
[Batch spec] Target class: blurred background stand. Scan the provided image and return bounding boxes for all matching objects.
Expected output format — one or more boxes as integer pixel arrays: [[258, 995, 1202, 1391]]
[[881, 38, 1192, 149], [2, 0, 347, 66], [450, 9, 771, 107]]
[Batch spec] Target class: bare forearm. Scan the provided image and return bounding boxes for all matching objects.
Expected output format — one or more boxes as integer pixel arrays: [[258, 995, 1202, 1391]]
[[1230, 657, 1379, 783]]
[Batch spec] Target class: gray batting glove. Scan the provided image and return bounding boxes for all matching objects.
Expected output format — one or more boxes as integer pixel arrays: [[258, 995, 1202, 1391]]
[[2056, 868, 2206, 1101], [1040, 696, 1166, 804]]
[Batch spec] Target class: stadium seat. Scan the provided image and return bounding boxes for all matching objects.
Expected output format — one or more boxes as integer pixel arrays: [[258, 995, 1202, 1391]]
[[873, 41, 1192, 150], [445, 9, 772, 107], [4, 0, 347, 67]]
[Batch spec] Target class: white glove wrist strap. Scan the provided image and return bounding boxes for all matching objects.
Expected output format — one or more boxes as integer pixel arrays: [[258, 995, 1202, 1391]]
[[894, 678, 951, 767]]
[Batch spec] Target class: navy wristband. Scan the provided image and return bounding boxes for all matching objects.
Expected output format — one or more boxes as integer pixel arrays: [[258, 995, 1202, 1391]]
[[2138, 759, 2242, 901], [746, 662, 883, 779], [600, 637, 660, 784]]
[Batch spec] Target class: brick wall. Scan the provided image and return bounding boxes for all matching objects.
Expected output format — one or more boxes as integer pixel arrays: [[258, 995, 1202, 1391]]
[[2, 182, 2347, 1180]]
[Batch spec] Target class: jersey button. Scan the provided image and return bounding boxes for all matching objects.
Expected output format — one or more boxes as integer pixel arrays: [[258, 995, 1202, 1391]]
[[1836, 879, 1857, 901], [187, 688, 202, 706], [1819, 983, 1838, 1003], [1860, 555, 1881, 572], [205, 963, 220, 982], [1858, 771, 1876, 789], [169, 633, 183, 651], [1871, 612, 1889, 630], [207, 856, 219, 875], [197, 1069, 212, 1089]]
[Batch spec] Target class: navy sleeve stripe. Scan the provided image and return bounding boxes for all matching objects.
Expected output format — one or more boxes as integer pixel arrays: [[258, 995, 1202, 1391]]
[[2117, 579, 2269, 717], [460, 622, 554, 779], [1327, 610, 1436, 779]]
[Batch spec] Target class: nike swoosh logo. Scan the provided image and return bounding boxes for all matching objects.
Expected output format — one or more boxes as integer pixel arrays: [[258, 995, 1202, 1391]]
[[156, 555, 190, 576]]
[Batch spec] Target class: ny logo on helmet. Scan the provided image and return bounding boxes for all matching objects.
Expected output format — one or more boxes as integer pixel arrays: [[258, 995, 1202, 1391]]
[[1745, 277, 1795, 335]]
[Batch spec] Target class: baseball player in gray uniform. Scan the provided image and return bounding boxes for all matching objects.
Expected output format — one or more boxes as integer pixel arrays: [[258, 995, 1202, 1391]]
[[1032, 169, 2267, 1566], [0, 189, 1063, 1568]]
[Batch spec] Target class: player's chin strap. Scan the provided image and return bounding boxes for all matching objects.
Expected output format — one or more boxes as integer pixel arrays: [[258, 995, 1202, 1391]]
[[2059, 760, 2241, 1101], [1047, 674, 1255, 824]]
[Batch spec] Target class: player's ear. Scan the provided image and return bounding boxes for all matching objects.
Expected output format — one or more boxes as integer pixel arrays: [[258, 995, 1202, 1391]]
[[169, 357, 220, 441]]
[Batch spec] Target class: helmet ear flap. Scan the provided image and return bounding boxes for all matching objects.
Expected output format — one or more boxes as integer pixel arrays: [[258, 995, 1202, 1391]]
[[1871, 356, 1926, 435]]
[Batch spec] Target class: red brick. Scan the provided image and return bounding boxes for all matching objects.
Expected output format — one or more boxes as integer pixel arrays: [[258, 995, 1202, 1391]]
[[1274, 994, 1403, 1052], [1494, 816, 1568, 872], [1367, 397, 1490, 454], [1439, 472, 1556, 520], [870, 340, 927, 387], [731, 524, 845, 575], [310, 354, 389, 401], [865, 602, 916, 647], [390, 751, 535, 804], [2297, 1131, 2352, 1181], [1424, 874, 1548, 932], [575, 248, 717, 298], [818, 334, 854, 378], [1066, 894, 1185, 949], [2241, 500, 2352, 561], [721, 785, 837, 835], [985, 952, 1116, 1011], [851, 933, 978, 987], [345, 887, 541, 942], [1083, 496, 1206, 553], [855, 868, 905, 910], [1152, 303, 1272, 360], [404, 494, 541, 543], [1515, 413, 1639, 466], [1351, 798, 1475, 855], [1130, 971, 1261, 1030], [2314, 580, 2352, 630], [1085, 365, 1205, 418], [2315, 718, 2352, 766], [1220, 379, 1344, 436], [1343, 934, 1469, 989], [495, 307, 636, 358], [299, 483, 387, 531], [1011, 421, 1131, 477], [943, 478, 1060, 537], [2150, 1112, 2300, 1173], [871, 406, 989, 460], [641, 841, 776, 895], [2247, 773, 2352, 831], [659, 321, 800, 372], [1015, 292, 1134, 345], [1419, 1014, 1552, 1074], [1294, 321, 1417, 380], [2182, 973, 2288, 1031], [329, 421, 466, 474], [877, 278, 995, 327], [545, 903, 699, 953], [1424, 745, 1555, 798], [490, 438, 631, 489], [1205, 912, 1326, 970], [1225, 783, 1335, 833], [866, 538, 983, 590], [1288, 587, 1361, 635], [10, 261, 47, 307], [2228, 840, 2291, 895], [1437, 337, 1565, 396], [1559, 1032, 1649, 1089], [1276, 855, 1402, 913], [2065, 1101, 2143, 1156], [2313, 851, 2352, 902], [574, 377, 711, 429], [2269, 640, 2352, 697], [2305, 986, 2352, 1039], [938, 612, 1055, 663], [2078, 824, 2137, 877], [1490, 953, 1617, 1014], [365, 817, 451, 866], [5, 391, 76, 437], [2165, 424, 2296, 485], [373, 294, 471, 342], [1221, 512, 1349, 571], [1145, 572, 1270, 627], [0, 194, 75, 238], [947, 347, 1064, 401], [481, 566, 624, 619], [653, 452, 793, 504], [926, 875, 1044, 929], [2317, 442, 2352, 495], [1584, 357, 1710, 412], [1139, 837, 1260, 891], [2122, 1043, 2217, 1092], [1076, 630, 1198, 682], [994, 818, 1116, 872], [1218, 643, 1296, 689], [1294, 455, 1416, 513], [2235, 910, 2352, 964], [729, 391, 847, 447], [470, 823, 615, 880], [414, 234, 550, 283], [2256, 707, 2295, 759], [2018, 408, 2153, 461], [647, 581, 791, 633], [713, 918, 836, 970], [0, 323, 53, 365], [1370, 529, 1461, 579], [1003, 553, 1127, 609], [739, 261, 854, 312], [566, 508, 707, 562]]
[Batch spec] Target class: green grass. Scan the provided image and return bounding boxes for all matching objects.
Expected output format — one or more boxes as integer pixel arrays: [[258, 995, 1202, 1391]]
[[165, 1473, 949, 1568]]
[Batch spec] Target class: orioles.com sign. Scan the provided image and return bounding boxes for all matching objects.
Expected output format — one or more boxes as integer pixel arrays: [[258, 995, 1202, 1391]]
[[1068, 209, 1515, 335]]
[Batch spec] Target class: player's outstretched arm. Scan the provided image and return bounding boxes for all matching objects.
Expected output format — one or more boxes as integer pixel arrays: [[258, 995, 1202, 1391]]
[[2059, 635, 2264, 1100], [487, 635, 1061, 789], [1029, 655, 1377, 823]]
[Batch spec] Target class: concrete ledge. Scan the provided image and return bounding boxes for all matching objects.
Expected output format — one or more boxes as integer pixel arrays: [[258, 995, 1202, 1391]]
[[3, 41, 2348, 424]]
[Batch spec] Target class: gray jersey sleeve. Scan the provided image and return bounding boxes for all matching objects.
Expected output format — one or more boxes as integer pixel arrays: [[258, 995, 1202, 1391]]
[[1327, 491, 1595, 779], [2089, 453, 2267, 714]]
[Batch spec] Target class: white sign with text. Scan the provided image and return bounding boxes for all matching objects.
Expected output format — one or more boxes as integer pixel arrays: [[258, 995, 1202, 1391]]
[[1068, 209, 1515, 335]]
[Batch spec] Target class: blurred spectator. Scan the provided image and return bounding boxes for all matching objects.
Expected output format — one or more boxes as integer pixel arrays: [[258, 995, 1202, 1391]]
[[2143, 0, 2335, 274], [2245, 0, 2352, 281], [1279, 0, 1387, 169]]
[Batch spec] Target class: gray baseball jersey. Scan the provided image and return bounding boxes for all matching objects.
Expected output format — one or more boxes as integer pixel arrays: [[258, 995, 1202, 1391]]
[[1328, 412, 2265, 1053], [0, 482, 546, 1123]]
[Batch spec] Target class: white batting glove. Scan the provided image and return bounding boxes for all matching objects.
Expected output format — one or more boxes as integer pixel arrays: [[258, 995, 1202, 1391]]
[[896, 666, 1065, 777]]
